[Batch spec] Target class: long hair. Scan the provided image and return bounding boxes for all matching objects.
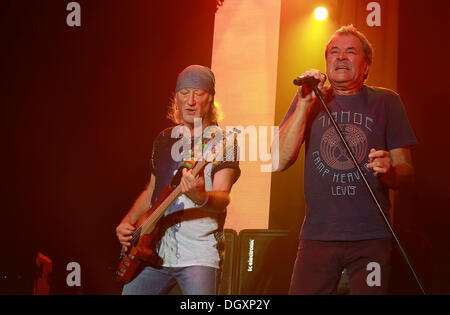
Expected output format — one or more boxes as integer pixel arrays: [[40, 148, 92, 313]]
[[167, 92, 223, 126]]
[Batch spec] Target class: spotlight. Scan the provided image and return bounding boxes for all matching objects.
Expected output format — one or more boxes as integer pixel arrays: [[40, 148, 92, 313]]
[[314, 6, 328, 21]]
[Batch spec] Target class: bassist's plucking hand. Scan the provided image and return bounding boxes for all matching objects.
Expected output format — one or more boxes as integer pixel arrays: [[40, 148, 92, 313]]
[[180, 168, 208, 206], [116, 220, 136, 251]]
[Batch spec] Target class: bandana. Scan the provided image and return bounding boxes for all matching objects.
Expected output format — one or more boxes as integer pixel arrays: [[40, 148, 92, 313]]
[[175, 65, 215, 95]]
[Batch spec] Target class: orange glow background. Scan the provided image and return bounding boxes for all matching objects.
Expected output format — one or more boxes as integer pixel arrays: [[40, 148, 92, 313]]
[[212, 0, 282, 232]]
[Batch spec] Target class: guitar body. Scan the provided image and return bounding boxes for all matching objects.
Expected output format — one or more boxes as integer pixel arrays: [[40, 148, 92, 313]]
[[115, 229, 158, 284], [115, 185, 174, 284]]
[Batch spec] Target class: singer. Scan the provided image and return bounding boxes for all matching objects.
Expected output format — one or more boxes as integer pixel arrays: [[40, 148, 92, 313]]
[[273, 25, 417, 294]]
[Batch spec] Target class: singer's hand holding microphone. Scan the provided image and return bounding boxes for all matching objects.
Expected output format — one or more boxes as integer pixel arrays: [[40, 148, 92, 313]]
[[293, 69, 327, 105]]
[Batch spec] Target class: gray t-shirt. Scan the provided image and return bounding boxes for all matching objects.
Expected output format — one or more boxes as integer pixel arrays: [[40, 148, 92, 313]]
[[281, 86, 417, 240]]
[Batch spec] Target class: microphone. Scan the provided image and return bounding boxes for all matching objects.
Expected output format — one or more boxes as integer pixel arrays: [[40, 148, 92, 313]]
[[293, 73, 326, 87]]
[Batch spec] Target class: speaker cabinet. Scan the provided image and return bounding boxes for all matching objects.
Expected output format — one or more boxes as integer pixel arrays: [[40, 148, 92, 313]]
[[170, 229, 298, 295], [217, 228, 238, 294], [235, 229, 298, 294]]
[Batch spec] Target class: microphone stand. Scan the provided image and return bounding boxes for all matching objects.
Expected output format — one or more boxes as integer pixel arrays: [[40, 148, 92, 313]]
[[312, 85, 426, 295]]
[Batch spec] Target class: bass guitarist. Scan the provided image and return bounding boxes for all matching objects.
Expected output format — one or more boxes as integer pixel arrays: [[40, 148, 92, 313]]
[[115, 65, 240, 295]]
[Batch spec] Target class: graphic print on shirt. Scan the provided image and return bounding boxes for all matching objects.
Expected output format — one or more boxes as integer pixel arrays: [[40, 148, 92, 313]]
[[161, 169, 187, 263], [167, 220, 182, 261], [320, 124, 367, 171], [312, 111, 374, 197]]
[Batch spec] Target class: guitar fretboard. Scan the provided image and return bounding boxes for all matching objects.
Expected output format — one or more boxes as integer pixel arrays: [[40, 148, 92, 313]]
[[137, 159, 208, 237]]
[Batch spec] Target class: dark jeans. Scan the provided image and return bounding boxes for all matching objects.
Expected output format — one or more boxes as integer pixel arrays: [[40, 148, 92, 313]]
[[289, 238, 392, 295]]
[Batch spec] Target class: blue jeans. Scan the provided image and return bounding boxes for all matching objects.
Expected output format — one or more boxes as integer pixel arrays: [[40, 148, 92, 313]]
[[122, 265, 217, 295]]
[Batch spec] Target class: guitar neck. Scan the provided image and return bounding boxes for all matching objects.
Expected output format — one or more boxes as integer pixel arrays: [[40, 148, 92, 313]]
[[139, 159, 209, 235]]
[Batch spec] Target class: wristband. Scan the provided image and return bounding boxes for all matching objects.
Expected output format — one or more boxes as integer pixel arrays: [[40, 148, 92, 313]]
[[195, 194, 209, 208]]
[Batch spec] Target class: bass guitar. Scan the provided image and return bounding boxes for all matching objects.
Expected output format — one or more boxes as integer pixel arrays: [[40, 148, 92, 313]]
[[115, 128, 239, 284]]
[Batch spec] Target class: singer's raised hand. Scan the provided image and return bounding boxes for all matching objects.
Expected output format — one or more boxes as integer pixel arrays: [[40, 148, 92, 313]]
[[272, 69, 327, 172], [296, 69, 327, 102]]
